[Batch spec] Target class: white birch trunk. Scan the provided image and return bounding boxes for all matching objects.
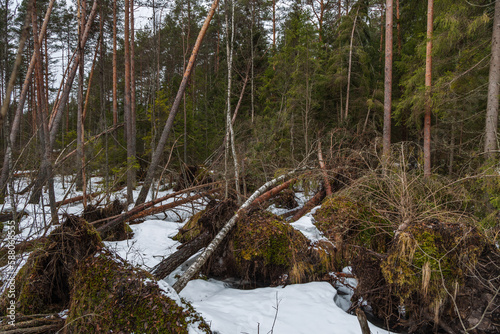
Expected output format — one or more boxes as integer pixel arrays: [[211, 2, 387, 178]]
[[172, 169, 301, 293]]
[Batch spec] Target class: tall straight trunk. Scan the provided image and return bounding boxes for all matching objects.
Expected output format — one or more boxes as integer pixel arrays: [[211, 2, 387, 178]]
[[344, 5, 359, 121], [250, 0, 255, 123], [131, 0, 137, 182], [423, 0, 433, 177], [272, 0, 276, 48], [484, 0, 500, 157], [0, 0, 32, 121], [135, 0, 220, 206], [0, 0, 38, 195], [396, 0, 401, 54], [29, 0, 57, 221], [225, 0, 240, 204], [76, 0, 86, 191], [124, 0, 134, 204], [28, 0, 97, 204], [112, 0, 118, 126], [383, 0, 393, 165]]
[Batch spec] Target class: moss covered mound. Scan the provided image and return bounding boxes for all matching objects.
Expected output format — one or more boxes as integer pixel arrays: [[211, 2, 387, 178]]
[[66, 250, 211, 333], [206, 210, 334, 286], [313, 196, 393, 265], [0, 215, 102, 315]]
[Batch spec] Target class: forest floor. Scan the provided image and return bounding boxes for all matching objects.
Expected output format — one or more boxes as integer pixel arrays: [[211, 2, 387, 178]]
[[0, 175, 391, 334]]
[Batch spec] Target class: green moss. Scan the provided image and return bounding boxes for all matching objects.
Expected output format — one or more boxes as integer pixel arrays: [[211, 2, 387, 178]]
[[66, 250, 211, 333], [381, 222, 486, 306], [0, 216, 103, 316], [172, 210, 204, 243], [314, 196, 393, 264], [230, 210, 333, 284]]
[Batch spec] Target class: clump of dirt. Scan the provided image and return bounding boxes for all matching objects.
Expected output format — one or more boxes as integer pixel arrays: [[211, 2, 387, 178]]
[[0, 215, 102, 315], [65, 250, 211, 333], [204, 209, 335, 286], [272, 188, 298, 209], [82, 199, 130, 241]]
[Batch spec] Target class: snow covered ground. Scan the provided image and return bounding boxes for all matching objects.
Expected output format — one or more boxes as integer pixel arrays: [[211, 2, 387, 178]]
[[0, 176, 393, 333]]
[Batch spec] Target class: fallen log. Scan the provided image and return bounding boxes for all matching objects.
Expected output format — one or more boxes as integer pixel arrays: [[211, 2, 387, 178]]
[[0, 314, 64, 334], [250, 178, 297, 207], [152, 179, 301, 281], [54, 191, 102, 207], [172, 168, 302, 293], [152, 231, 211, 279], [96, 187, 221, 234], [290, 189, 326, 222]]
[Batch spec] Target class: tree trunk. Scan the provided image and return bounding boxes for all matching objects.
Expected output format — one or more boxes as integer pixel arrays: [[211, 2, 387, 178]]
[[424, 0, 434, 177], [172, 169, 301, 293], [112, 0, 118, 126], [49, 0, 98, 148], [135, 0, 220, 206], [345, 5, 360, 120], [383, 0, 393, 166], [484, 0, 500, 157], [29, 0, 57, 222], [76, 0, 86, 191], [0, 0, 50, 194], [225, 0, 241, 204], [124, 0, 134, 204]]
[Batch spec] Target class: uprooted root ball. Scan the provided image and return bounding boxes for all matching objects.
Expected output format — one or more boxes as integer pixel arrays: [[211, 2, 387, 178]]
[[0, 215, 102, 315], [65, 250, 211, 333], [205, 210, 335, 286]]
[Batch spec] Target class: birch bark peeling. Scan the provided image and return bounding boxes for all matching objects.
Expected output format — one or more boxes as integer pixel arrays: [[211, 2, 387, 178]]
[[172, 169, 301, 293]]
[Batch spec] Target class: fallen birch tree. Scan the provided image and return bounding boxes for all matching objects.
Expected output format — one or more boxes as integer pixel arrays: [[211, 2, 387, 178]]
[[172, 168, 302, 293]]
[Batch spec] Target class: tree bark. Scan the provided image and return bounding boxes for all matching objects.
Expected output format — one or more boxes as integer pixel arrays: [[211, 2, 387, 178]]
[[345, 5, 360, 120], [112, 0, 118, 126], [172, 169, 301, 293], [48, 0, 98, 148], [291, 189, 326, 222], [318, 139, 332, 196], [76, 0, 86, 192], [135, 0, 220, 206], [0, 0, 32, 122], [424, 0, 434, 177], [383, 0, 393, 166], [152, 231, 211, 279], [0, 0, 47, 194], [484, 0, 500, 157], [124, 0, 134, 204]]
